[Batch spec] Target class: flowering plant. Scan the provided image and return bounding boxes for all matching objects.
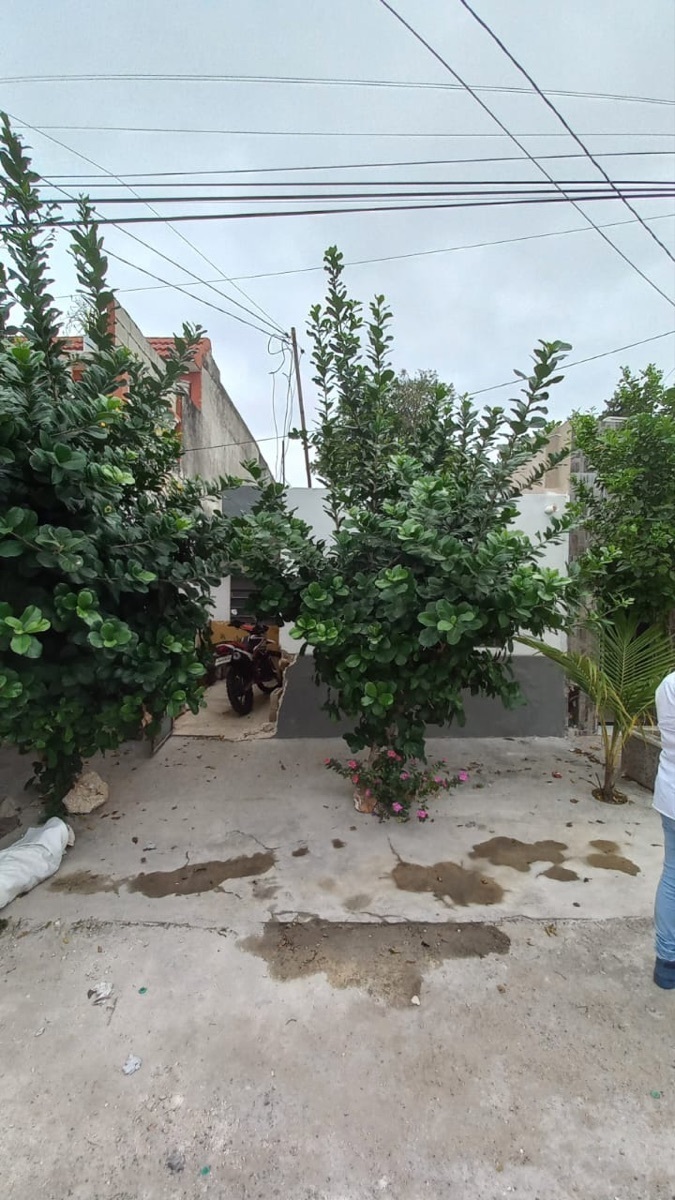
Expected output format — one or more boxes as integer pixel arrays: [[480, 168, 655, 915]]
[[325, 749, 468, 822]]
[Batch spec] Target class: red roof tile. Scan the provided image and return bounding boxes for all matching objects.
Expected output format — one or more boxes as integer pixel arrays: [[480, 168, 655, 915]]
[[148, 336, 211, 370]]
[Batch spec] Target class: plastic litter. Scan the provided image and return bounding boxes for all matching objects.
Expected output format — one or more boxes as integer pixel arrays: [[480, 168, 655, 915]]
[[122, 1054, 142, 1075], [0, 818, 74, 910], [88, 982, 113, 1005], [200, 1167, 211, 1177], [650, 1089, 662, 1099], [138, 986, 148, 995], [410, 995, 421, 1006]]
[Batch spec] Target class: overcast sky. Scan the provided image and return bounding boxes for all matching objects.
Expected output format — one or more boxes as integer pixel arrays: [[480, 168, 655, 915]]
[[2, 0, 674, 483]]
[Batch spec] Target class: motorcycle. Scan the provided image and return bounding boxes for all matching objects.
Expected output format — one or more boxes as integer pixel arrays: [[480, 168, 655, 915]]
[[214, 616, 283, 716]]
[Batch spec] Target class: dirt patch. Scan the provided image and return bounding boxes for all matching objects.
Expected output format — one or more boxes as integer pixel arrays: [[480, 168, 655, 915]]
[[128, 853, 276, 897], [586, 839, 640, 877], [50, 870, 120, 895], [332, 839, 346, 849], [470, 836, 567, 872], [0, 814, 20, 839], [242, 918, 510, 1005], [392, 858, 503, 905], [292, 846, 309, 857], [540, 865, 579, 882]]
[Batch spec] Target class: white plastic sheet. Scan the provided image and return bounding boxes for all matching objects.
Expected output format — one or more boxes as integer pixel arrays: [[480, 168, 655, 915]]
[[0, 817, 74, 910]]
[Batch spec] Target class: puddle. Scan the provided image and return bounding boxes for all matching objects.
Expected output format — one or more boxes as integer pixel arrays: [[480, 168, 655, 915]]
[[292, 846, 309, 857], [586, 839, 640, 877], [242, 918, 510, 1005], [50, 870, 120, 895], [392, 858, 503, 905], [540, 865, 579, 882], [127, 853, 275, 897], [332, 839, 346, 849], [51, 853, 275, 898], [470, 837, 567, 872]]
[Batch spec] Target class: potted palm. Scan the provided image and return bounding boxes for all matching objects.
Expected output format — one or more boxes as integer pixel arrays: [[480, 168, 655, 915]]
[[518, 615, 675, 804]]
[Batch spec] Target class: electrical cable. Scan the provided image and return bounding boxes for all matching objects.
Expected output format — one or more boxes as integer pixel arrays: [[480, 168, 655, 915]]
[[458, 0, 675, 266], [45, 150, 675, 181], [9, 191, 674, 230], [14, 122, 675, 139], [2, 71, 673, 108], [51, 212, 675, 301], [6, 112, 288, 339], [469, 330, 675, 395], [43, 182, 675, 204], [376, 0, 675, 309]]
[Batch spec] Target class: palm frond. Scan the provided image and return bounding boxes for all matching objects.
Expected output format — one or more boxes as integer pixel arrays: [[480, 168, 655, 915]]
[[600, 615, 675, 719]]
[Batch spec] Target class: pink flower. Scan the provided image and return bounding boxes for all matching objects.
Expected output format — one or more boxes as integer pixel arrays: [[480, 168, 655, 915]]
[[392, 802, 403, 813], [417, 809, 428, 821], [433, 775, 443, 784], [351, 774, 360, 784], [387, 749, 399, 760], [458, 770, 469, 783], [365, 789, 371, 798], [400, 771, 410, 781], [324, 758, 331, 765], [347, 759, 358, 769]]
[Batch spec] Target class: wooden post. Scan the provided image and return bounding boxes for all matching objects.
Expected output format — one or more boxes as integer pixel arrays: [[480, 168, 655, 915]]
[[290, 326, 312, 488]]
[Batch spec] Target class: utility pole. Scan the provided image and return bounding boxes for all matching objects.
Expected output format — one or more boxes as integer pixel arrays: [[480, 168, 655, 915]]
[[290, 326, 312, 488]]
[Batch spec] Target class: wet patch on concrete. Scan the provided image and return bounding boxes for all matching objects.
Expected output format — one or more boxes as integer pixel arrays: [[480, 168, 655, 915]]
[[50, 870, 120, 895], [332, 839, 346, 849], [127, 853, 275, 897], [470, 837, 567, 872], [291, 846, 309, 857], [540, 865, 580, 882], [343, 893, 373, 912], [586, 839, 640, 877], [0, 814, 20, 839], [242, 918, 510, 1005], [51, 852, 275, 898], [392, 858, 504, 906]]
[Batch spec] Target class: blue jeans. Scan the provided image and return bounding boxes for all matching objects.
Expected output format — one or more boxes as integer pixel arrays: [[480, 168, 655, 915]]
[[655, 814, 675, 961]]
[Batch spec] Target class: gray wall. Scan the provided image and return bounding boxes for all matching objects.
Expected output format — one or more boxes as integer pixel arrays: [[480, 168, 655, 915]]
[[275, 655, 566, 740]]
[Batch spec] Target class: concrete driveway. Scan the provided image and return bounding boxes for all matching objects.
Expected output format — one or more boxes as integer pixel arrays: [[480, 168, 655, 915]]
[[0, 735, 672, 1200]]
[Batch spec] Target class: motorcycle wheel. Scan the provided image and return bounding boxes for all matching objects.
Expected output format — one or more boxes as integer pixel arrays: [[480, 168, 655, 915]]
[[256, 659, 283, 694], [226, 668, 254, 716]]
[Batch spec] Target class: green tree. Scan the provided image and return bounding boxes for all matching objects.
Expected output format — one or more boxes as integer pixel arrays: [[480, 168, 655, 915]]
[[0, 118, 229, 800], [224, 248, 575, 811], [572, 365, 675, 627]]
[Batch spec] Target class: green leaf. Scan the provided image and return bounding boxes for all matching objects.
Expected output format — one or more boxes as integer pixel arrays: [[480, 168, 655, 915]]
[[10, 633, 42, 658], [0, 540, 22, 557]]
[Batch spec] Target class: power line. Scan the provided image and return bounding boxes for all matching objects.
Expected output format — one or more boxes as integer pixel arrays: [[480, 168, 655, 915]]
[[14, 122, 675, 139], [45, 150, 675, 181], [52, 211, 673, 297], [469, 330, 675, 396], [7, 112, 287, 339], [376, 0, 675, 310], [9, 191, 675, 230], [44, 182, 675, 204], [2, 71, 674, 108], [458, 0, 675, 266], [179, 329, 675, 456], [103, 247, 287, 339]]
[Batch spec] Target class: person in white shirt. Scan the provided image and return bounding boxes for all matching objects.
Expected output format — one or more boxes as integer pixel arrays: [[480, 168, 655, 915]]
[[653, 669, 675, 989]]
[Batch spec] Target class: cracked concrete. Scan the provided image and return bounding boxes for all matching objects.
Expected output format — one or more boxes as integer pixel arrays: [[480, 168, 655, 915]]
[[0, 735, 672, 1199]]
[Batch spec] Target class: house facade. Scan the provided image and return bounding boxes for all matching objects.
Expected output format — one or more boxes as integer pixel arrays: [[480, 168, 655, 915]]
[[63, 302, 270, 482]]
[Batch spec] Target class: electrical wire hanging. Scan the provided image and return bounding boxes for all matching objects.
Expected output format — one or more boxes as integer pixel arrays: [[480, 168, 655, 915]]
[[457, 0, 675, 266], [5, 111, 288, 341], [375, 0, 675, 310]]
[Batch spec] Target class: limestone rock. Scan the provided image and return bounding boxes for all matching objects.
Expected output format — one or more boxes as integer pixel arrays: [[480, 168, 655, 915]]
[[63, 771, 109, 815]]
